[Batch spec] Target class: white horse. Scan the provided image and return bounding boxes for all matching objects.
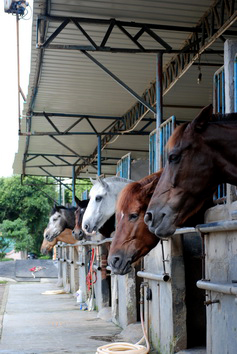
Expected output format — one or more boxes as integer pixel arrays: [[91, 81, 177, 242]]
[[82, 176, 132, 235]]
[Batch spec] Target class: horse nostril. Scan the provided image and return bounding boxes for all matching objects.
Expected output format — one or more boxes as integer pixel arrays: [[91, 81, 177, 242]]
[[110, 255, 121, 268], [144, 211, 153, 224], [84, 224, 89, 231]]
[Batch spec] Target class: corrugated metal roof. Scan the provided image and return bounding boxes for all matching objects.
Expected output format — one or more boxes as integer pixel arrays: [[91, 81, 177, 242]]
[[13, 0, 237, 178]]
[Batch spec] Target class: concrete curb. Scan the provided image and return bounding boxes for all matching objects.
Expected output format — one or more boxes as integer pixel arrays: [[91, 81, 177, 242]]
[[0, 284, 9, 339]]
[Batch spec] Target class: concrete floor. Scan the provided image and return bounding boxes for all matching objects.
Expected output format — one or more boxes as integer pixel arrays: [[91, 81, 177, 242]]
[[0, 281, 121, 354]]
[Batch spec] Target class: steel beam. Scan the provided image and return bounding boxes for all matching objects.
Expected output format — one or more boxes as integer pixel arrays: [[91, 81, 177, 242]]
[[20, 131, 150, 136], [76, 5, 237, 176], [81, 50, 156, 114]]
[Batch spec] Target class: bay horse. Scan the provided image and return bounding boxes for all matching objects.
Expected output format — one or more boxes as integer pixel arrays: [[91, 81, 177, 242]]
[[73, 198, 116, 239], [82, 176, 132, 235], [44, 196, 82, 242], [145, 104, 237, 237], [108, 172, 161, 275], [41, 228, 77, 254]]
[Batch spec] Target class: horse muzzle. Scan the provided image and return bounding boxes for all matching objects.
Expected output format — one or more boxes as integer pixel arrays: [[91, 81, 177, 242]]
[[72, 229, 85, 240], [108, 253, 132, 275], [145, 206, 176, 238]]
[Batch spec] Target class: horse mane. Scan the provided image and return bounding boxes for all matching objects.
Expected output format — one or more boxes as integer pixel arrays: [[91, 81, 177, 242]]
[[117, 182, 141, 212], [50, 204, 77, 215], [117, 172, 161, 212], [167, 122, 189, 150], [78, 199, 89, 208], [212, 113, 237, 122]]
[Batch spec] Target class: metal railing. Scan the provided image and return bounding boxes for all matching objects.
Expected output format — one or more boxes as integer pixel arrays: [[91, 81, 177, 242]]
[[149, 115, 176, 173]]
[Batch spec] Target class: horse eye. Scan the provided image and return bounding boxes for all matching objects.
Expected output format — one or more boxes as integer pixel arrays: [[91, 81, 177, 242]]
[[129, 213, 138, 221], [169, 154, 181, 164], [95, 196, 102, 202]]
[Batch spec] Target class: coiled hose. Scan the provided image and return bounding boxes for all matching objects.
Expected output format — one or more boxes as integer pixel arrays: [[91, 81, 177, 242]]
[[96, 283, 150, 353]]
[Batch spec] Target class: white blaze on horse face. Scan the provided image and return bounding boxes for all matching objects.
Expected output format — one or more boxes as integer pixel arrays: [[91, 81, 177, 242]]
[[45, 211, 63, 238]]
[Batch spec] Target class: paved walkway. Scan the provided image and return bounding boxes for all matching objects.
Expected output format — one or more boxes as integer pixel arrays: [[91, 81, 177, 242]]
[[0, 281, 121, 354]]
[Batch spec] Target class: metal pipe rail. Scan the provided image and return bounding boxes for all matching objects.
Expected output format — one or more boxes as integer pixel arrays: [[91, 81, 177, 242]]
[[137, 271, 170, 282], [57, 238, 113, 248], [197, 280, 237, 296], [196, 220, 237, 233], [174, 227, 196, 235], [76, 261, 85, 266]]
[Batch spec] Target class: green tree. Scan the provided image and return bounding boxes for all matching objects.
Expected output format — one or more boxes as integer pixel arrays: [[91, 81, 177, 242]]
[[0, 176, 57, 254], [0, 218, 33, 252], [0, 233, 10, 259], [64, 179, 92, 204]]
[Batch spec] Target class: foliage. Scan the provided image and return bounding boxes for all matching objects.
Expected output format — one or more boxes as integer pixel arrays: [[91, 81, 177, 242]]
[[38, 255, 51, 259], [0, 176, 57, 254], [64, 179, 92, 204], [0, 218, 33, 252], [0, 234, 10, 259]]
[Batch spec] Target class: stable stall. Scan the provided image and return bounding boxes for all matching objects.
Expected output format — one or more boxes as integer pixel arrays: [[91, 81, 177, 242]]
[[11, 0, 237, 352]]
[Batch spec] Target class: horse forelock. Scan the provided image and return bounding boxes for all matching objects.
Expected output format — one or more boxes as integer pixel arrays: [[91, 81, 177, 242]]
[[167, 122, 189, 150], [117, 182, 142, 212]]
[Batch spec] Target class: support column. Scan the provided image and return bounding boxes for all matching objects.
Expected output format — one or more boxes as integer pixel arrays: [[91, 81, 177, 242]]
[[224, 40, 237, 204], [58, 178, 62, 205], [72, 165, 76, 205], [224, 39, 237, 113], [97, 135, 101, 176], [156, 53, 163, 171]]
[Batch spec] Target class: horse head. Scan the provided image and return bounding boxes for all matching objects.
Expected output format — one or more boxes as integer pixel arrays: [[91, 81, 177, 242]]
[[72, 198, 89, 240], [41, 228, 78, 254], [108, 172, 161, 275], [41, 231, 57, 254], [44, 204, 77, 242], [145, 104, 218, 237], [82, 176, 131, 235]]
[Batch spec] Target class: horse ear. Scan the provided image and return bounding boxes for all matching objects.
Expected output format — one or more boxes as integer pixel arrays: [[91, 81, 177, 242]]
[[191, 104, 213, 132], [97, 176, 109, 191], [90, 177, 96, 185], [54, 203, 60, 212], [74, 195, 81, 207]]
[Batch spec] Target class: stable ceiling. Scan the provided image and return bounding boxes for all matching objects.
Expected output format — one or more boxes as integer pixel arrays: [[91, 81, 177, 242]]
[[13, 0, 237, 179]]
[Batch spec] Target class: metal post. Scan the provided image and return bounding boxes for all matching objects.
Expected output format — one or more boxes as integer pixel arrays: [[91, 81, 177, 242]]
[[16, 14, 21, 134], [97, 135, 101, 176], [72, 166, 76, 206], [58, 178, 62, 205], [156, 53, 163, 170]]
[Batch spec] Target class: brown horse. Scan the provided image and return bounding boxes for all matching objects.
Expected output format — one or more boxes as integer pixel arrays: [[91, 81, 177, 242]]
[[41, 228, 77, 254], [145, 104, 237, 237], [72, 199, 90, 240], [108, 172, 162, 275], [73, 199, 115, 240]]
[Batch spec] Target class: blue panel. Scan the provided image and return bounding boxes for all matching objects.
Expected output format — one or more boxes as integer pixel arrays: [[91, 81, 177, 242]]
[[117, 154, 131, 179], [149, 115, 176, 173], [213, 66, 226, 202], [82, 190, 88, 200]]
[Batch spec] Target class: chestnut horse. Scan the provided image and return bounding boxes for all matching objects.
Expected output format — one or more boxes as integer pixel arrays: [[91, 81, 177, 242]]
[[108, 168, 212, 275], [145, 104, 237, 237], [108, 172, 162, 274], [73, 198, 116, 240], [41, 228, 77, 254]]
